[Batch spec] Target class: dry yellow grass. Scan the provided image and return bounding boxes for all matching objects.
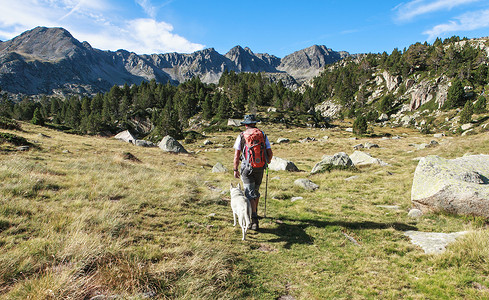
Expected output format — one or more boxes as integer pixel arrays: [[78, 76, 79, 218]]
[[0, 121, 488, 299]]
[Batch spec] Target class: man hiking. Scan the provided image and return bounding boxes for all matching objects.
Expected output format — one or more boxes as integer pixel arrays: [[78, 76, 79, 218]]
[[233, 114, 273, 230]]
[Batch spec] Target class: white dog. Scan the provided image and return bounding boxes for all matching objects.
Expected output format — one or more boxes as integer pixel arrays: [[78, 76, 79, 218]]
[[230, 183, 252, 241]]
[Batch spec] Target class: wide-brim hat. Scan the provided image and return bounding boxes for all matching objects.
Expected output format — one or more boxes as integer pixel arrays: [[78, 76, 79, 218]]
[[240, 114, 259, 125]]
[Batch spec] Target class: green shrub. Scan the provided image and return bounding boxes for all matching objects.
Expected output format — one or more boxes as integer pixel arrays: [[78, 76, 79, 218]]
[[0, 117, 21, 130], [0, 132, 29, 146]]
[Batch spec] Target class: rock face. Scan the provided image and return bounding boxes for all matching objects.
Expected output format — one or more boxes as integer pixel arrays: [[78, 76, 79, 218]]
[[268, 156, 299, 171], [0, 27, 350, 96], [411, 155, 489, 217], [158, 136, 188, 154]]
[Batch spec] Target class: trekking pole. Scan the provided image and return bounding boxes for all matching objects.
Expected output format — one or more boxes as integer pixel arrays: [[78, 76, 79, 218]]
[[264, 166, 268, 218]]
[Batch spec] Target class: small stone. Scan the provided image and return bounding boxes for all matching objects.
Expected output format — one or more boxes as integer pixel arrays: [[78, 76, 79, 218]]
[[344, 175, 359, 181], [277, 138, 290, 144], [16, 146, 29, 151], [291, 196, 303, 202], [203, 139, 213, 145], [294, 179, 319, 191], [408, 208, 423, 218], [212, 162, 227, 173]]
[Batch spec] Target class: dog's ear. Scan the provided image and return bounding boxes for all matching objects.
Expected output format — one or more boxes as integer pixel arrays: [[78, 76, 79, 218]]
[[237, 182, 241, 190], [230, 183, 233, 189]]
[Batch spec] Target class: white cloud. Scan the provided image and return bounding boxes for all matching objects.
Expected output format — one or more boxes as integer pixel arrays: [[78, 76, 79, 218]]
[[423, 9, 489, 40], [0, 0, 204, 54], [136, 0, 157, 19], [395, 0, 481, 22]]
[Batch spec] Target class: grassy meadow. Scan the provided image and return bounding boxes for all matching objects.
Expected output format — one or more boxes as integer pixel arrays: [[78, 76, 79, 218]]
[[1, 120, 489, 299]]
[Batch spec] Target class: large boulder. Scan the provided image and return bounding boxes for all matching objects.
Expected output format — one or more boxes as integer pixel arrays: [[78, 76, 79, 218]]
[[114, 130, 135, 144], [350, 151, 388, 166], [268, 157, 299, 171], [311, 152, 352, 174], [158, 136, 188, 154], [411, 155, 489, 217]]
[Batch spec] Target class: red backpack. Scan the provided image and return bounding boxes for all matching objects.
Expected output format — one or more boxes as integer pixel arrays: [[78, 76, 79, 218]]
[[240, 128, 267, 169]]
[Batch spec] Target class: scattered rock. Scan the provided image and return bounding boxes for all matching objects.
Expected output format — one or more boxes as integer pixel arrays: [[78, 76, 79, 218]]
[[345, 128, 353, 132], [277, 138, 290, 144], [134, 139, 155, 147], [62, 149, 70, 154], [299, 137, 316, 143], [37, 133, 51, 138], [408, 208, 423, 218], [212, 162, 227, 173], [353, 143, 364, 150], [461, 123, 473, 131], [291, 196, 303, 202], [378, 113, 389, 122], [461, 129, 474, 136], [227, 119, 241, 127], [411, 155, 489, 217], [203, 139, 213, 145], [364, 142, 379, 149], [268, 157, 299, 172], [320, 135, 329, 141], [404, 231, 469, 254], [16, 146, 29, 151], [311, 152, 353, 174], [433, 133, 445, 138], [350, 151, 388, 166], [376, 205, 400, 210], [294, 179, 319, 191], [158, 136, 188, 153], [114, 130, 135, 144], [345, 176, 359, 181]]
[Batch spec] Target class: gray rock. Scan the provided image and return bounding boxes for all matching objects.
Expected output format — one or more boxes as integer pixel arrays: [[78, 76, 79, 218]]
[[345, 128, 353, 132], [377, 205, 400, 210], [268, 156, 299, 172], [344, 175, 359, 181], [291, 196, 303, 202], [350, 151, 388, 166], [203, 139, 213, 145], [294, 179, 319, 191], [411, 155, 489, 217], [353, 143, 364, 150], [364, 142, 379, 149], [299, 137, 316, 143], [408, 208, 423, 218], [378, 113, 389, 122], [134, 139, 155, 147], [433, 133, 445, 138], [404, 231, 469, 254], [312, 152, 353, 174], [17, 146, 29, 151], [227, 119, 241, 127], [212, 162, 227, 173], [461, 123, 473, 131], [158, 136, 188, 153], [277, 137, 290, 144], [114, 130, 135, 144]]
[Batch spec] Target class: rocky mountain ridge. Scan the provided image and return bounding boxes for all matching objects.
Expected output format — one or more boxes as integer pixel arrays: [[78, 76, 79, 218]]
[[0, 27, 350, 97]]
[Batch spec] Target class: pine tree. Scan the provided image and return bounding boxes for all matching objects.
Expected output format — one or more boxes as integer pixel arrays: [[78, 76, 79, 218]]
[[459, 100, 473, 124], [31, 107, 45, 126], [444, 79, 465, 109], [353, 115, 368, 135], [202, 95, 214, 120], [473, 95, 487, 113], [217, 94, 231, 120]]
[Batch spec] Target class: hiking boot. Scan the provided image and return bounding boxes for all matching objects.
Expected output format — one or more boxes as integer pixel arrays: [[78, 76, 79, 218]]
[[251, 216, 259, 231]]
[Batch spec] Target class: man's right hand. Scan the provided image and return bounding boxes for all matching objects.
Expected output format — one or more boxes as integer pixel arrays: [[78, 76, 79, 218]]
[[233, 170, 240, 179]]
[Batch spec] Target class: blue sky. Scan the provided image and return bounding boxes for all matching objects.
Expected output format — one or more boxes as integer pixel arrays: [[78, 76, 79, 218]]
[[0, 0, 488, 57]]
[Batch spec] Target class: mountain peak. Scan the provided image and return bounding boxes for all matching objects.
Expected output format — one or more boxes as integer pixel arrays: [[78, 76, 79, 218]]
[[0, 26, 84, 61]]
